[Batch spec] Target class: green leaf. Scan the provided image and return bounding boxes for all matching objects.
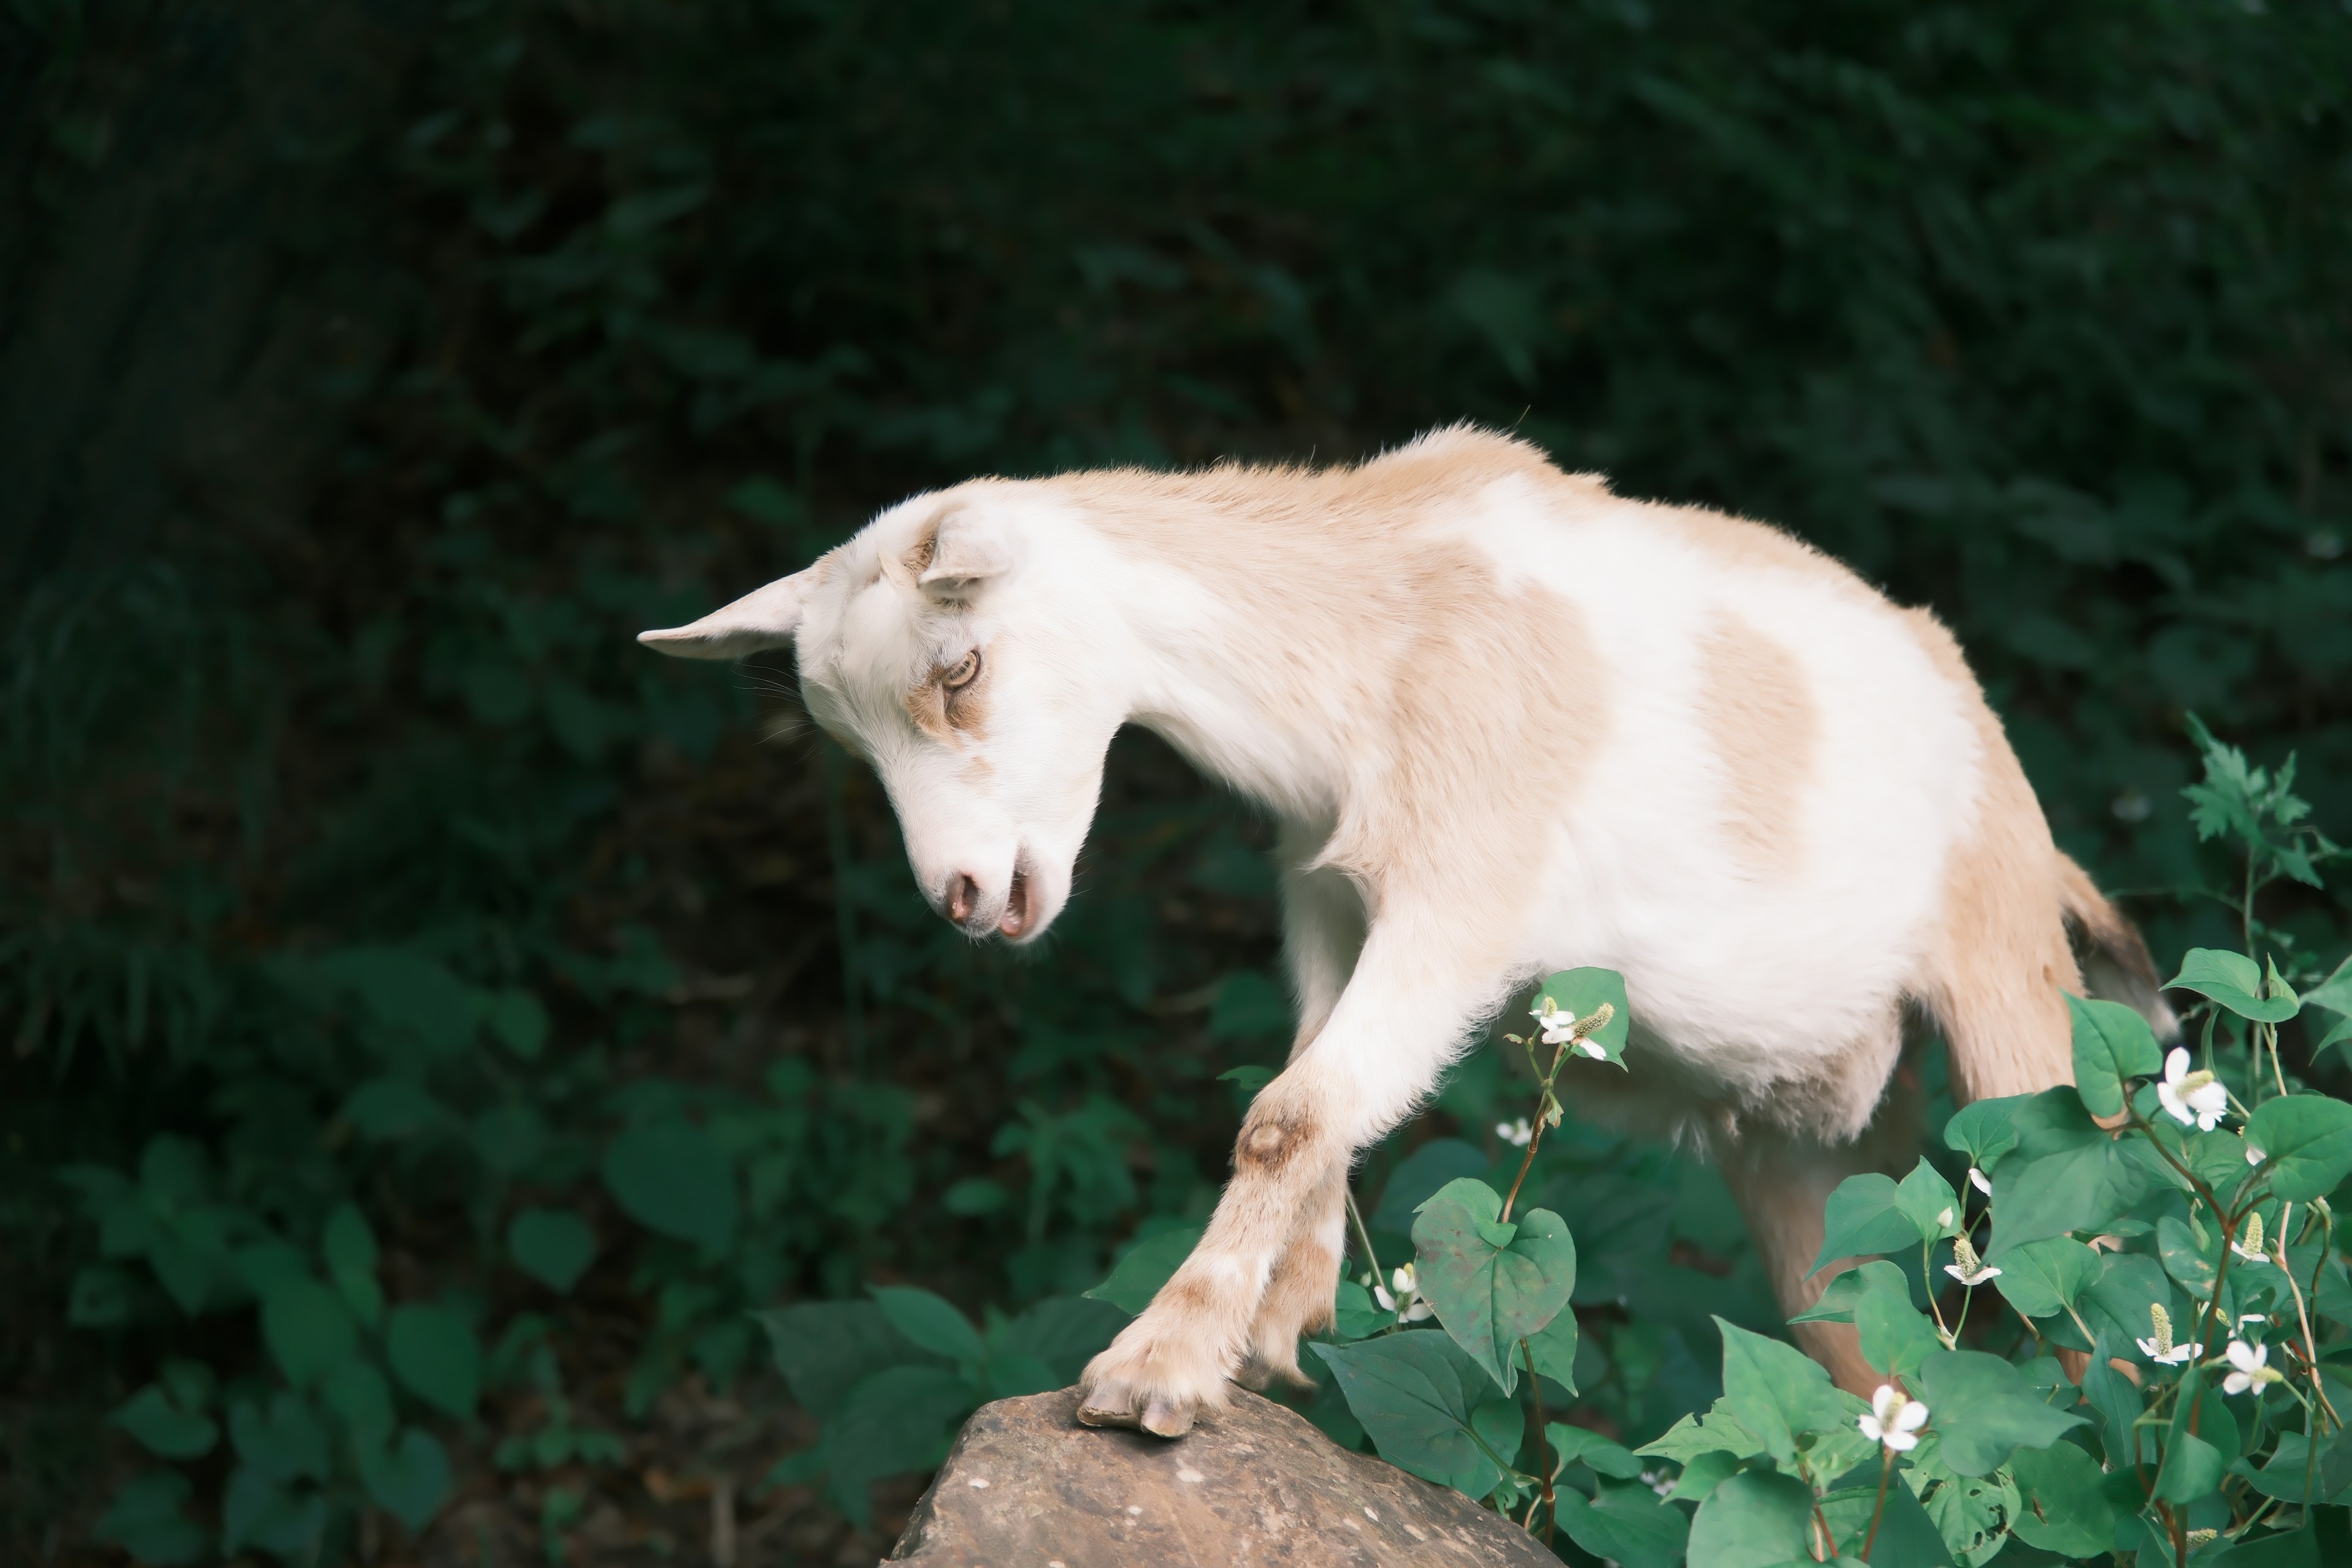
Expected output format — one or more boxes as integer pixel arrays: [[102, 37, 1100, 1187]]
[[2247, 1095, 2352, 1201], [261, 1277, 358, 1388], [1531, 967, 1632, 1067], [482, 987, 549, 1059], [1083, 1225, 1201, 1315], [1546, 1422, 1646, 1479], [1942, 1097, 2023, 1174], [1991, 1237, 2102, 1321], [322, 1202, 382, 1329], [2008, 1438, 2114, 1556], [1308, 1333, 1510, 1496], [110, 1385, 218, 1460], [322, 1360, 396, 1447], [1411, 1178, 1576, 1394], [1901, 1434, 2008, 1567], [1715, 1317, 1845, 1467], [360, 1428, 451, 1531], [1986, 1138, 2147, 1258], [1525, 1297, 1579, 1393], [2156, 1213, 2220, 1297], [341, 1077, 452, 1142], [1808, 1173, 1920, 1276], [1821, 1470, 1955, 1567], [1894, 1158, 1964, 1243], [1856, 1275, 1943, 1379], [2155, 1428, 2225, 1503], [1685, 1468, 1815, 1568], [2069, 994, 2165, 1117], [1665, 1449, 1744, 1506], [755, 1300, 932, 1419], [386, 1303, 481, 1420], [1916, 1350, 2086, 1476], [221, 1463, 326, 1560], [600, 1121, 738, 1250], [1332, 1280, 1396, 1340], [1792, 1259, 1909, 1325], [824, 1366, 978, 1483], [1637, 1399, 1768, 1466], [872, 1286, 986, 1365], [2079, 1331, 2149, 1466], [1555, 1477, 1691, 1568], [2166, 948, 2299, 1023], [507, 1207, 598, 1294], [230, 1392, 330, 1483], [96, 1472, 208, 1567]]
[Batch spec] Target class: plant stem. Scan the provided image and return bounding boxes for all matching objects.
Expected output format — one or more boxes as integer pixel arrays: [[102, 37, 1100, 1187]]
[[1499, 1102, 1550, 1224], [1345, 1185, 1383, 1286], [1523, 1336, 1555, 1547], [1861, 1446, 1894, 1561]]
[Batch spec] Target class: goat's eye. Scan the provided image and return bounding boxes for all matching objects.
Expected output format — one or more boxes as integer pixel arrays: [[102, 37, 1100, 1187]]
[[941, 650, 981, 690]]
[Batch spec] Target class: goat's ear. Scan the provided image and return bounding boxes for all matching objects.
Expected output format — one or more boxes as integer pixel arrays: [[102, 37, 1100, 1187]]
[[636, 569, 812, 660], [916, 508, 1017, 598]]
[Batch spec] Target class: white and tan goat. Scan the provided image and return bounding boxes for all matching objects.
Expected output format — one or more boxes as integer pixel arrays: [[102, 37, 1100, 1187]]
[[639, 428, 2166, 1427]]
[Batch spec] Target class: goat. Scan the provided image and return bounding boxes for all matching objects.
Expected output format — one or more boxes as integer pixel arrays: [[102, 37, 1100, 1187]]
[[638, 426, 2169, 1433]]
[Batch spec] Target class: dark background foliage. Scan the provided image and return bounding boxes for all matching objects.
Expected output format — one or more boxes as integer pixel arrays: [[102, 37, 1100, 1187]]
[[3, 0, 2348, 1561]]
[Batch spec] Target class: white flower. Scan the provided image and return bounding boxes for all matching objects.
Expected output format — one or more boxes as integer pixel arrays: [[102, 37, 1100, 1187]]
[[1376, 1263, 1434, 1322], [1858, 1384, 1929, 1452], [2156, 1048, 2229, 1131], [2222, 1339, 2280, 1396], [2230, 1212, 2271, 1265], [2236, 1313, 2269, 1332], [1968, 1167, 1992, 1196], [1578, 1037, 1609, 1060], [1641, 1468, 1673, 1498], [1531, 997, 1581, 1046], [2247, 1144, 2267, 1166], [1496, 1118, 1534, 1148], [1943, 1233, 2000, 1288], [2138, 1303, 2196, 1365]]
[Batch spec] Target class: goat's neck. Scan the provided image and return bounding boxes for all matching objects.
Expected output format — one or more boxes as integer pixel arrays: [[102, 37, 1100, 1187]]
[[1109, 564, 1354, 831]]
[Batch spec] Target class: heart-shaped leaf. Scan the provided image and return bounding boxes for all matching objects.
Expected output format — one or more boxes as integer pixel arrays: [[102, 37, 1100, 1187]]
[[1894, 1157, 1963, 1243], [1806, 1172, 1920, 1276], [360, 1428, 451, 1532], [1530, 967, 1632, 1068], [1411, 1177, 1576, 1394], [2165, 948, 2299, 1023], [507, 1207, 598, 1295], [2247, 1095, 2352, 1201], [2069, 994, 2165, 1117]]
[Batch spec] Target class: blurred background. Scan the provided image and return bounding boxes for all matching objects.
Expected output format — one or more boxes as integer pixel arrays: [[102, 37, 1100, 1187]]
[[4, 1, 2349, 1562]]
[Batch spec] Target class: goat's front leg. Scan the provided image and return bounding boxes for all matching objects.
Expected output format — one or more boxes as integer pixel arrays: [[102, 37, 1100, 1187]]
[[1079, 921, 1483, 1436]]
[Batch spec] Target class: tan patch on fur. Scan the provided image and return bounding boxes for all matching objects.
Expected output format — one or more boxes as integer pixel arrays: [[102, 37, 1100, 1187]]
[[902, 654, 990, 744], [1236, 1107, 1316, 1174], [1901, 609, 2081, 1104], [1697, 609, 1820, 877]]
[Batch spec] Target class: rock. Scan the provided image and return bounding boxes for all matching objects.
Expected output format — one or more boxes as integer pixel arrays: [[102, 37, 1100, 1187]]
[[886, 1385, 1558, 1567]]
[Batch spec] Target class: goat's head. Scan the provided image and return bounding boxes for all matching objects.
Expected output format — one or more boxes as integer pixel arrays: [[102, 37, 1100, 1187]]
[[638, 484, 1121, 943]]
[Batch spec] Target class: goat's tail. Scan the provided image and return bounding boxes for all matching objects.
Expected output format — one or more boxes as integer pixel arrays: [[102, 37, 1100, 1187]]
[[2056, 852, 2178, 1042]]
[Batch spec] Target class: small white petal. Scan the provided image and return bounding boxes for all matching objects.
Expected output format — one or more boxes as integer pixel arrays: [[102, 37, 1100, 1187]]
[[1894, 1402, 1929, 1433], [1885, 1430, 1920, 1452], [2165, 1047, 2190, 1084], [2247, 1145, 2267, 1166], [1969, 1167, 1992, 1195]]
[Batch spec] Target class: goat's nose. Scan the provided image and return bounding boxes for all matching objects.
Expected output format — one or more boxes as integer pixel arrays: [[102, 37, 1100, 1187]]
[[945, 873, 980, 924]]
